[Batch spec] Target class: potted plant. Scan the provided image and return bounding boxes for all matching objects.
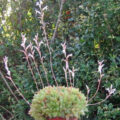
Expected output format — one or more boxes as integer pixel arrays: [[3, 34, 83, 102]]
[[29, 86, 87, 120]]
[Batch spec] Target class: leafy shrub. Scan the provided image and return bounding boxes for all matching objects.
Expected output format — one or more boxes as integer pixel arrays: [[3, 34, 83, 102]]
[[29, 86, 87, 120], [0, 0, 120, 120]]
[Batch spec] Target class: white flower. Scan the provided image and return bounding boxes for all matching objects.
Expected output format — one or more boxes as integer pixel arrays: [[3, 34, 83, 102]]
[[61, 42, 66, 57], [28, 53, 34, 59], [39, 0, 43, 5], [36, 0, 43, 6], [35, 9, 41, 15], [36, 2, 40, 6], [98, 60, 104, 74], [42, 6, 48, 11], [66, 54, 72, 59], [21, 34, 27, 48], [3, 56, 11, 76], [106, 84, 116, 95], [39, 41, 43, 47], [69, 67, 78, 78], [86, 85, 90, 94]]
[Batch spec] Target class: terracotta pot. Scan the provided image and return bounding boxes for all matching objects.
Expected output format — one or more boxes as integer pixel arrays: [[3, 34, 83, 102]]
[[48, 117, 78, 120], [48, 117, 66, 120]]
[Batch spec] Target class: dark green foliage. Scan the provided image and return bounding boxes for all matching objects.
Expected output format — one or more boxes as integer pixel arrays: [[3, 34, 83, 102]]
[[0, 0, 120, 120]]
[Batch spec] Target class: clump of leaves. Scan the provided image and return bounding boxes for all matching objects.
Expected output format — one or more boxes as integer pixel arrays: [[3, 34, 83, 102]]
[[29, 86, 87, 120]]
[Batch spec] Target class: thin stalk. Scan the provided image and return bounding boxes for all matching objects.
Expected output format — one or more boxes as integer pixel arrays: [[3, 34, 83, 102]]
[[63, 67, 68, 87], [24, 51, 39, 91], [47, 46, 58, 86], [0, 105, 13, 118], [88, 68, 104, 102], [68, 69, 72, 87], [40, 14, 58, 86], [36, 48, 49, 86], [88, 80, 101, 102], [0, 70, 18, 102], [73, 77, 75, 87], [51, 0, 64, 42], [0, 113, 6, 120], [88, 95, 110, 106], [6, 76, 30, 106], [31, 57, 44, 88]]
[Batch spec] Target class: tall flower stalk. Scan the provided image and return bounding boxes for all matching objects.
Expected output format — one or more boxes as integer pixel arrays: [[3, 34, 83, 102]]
[[87, 60, 116, 105], [28, 42, 44, 88], [35, 0, 65, 86], [33, 34, 49, 86], [21, 34, 39, 90], [61, 42, 77, 87], [3, 56, 30, 106]]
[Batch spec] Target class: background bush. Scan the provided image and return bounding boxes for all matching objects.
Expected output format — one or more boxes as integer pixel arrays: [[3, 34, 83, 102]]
[[0, 0, 120, 120]]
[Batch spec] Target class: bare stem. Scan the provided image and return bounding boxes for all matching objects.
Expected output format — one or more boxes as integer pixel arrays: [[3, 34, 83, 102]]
[[68, 69, 72, 87], [63, 67, 68, 87], [35, 47, 50, 86], [51, 0, 64, 43], [6, 76, 30, 106], [48, 47, 58, 86], [0, 113, 6, 120], [88, 95, 110, 106], [27, 57, 39, 90], [0, 70, 18, 102], [32, 58, 44, 88], [0, 105, 13, 118], [40, 5, 58, 86], [73, 77, 75, 87], [23, 49, 39, 91], [88, 79, 101, 102]]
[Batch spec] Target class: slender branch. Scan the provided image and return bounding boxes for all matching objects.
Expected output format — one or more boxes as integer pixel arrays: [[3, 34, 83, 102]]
[[31, 58, 44, 88], [6, 76, 30, 106], [73, 77, 75, 87], [26, 56, 39, 90], [0, 105, 13, 118], [63, 67, 68, 87], [28, 44, 44, 88], [22, 47, 39, 91], [0, 113, 6, 120], [21, 35, 39, 90], [68, 69, 72, 87], [88, 60, 104, 102], [38, 2, 58, 86], [0, 70, 18, 102], [51, 0, 64, 43], [88, 79, 101, 102], [47, 47, 58, 86], [34, 38, 50, 86], [88, 95, 110, 106]]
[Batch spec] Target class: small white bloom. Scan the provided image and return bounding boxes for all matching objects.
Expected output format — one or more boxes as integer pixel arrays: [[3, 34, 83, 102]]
[[69, 67, 78, 78], [21, 34, 27, 48], [3, 56, 11, 76], [35, 9, 41, 15], [66, 54, 72, 59], [39, 0, 43, 5], [42, 6, 48, 11], [106, 84, 116, 95], [86, 85, 90, 94], [36, 0, 43, 6], [65, 60, 69, 69], [39, 41, 43, 47], [61, 42, 66, 57], [28, 53, 34, 59], [98, 60, 104, 74], [36, 2, 40, 6]]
